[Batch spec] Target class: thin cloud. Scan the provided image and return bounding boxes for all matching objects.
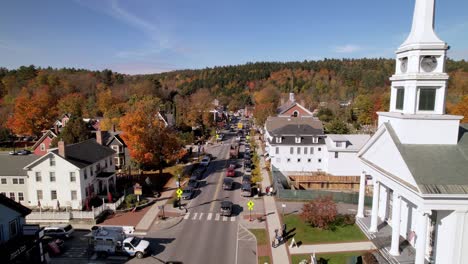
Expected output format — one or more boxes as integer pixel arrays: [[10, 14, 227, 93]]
[[334, 44, 362, 53]]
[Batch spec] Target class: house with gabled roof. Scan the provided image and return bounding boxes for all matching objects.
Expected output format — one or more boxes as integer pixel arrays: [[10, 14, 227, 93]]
[[0, 153, 39, 205], [277, 93, 314, 118], [24, 139, 116, 210]]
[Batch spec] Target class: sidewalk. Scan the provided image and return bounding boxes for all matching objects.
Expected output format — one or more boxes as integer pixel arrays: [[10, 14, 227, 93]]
[[134, 177, 178, 233], [289, 241, 376, 254], [257, 138, 291, 264]]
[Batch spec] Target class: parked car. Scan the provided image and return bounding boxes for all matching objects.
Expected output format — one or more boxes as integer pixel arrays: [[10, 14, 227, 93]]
[[241, 183, 252, 197], [220, 200, 233, 216], [8, 150, 18, 155], [181, 187, 195, 200], [43, 224, 74, 238], [244, 167, 252, 176], [242, 175, 252, 184], [17, 149, 31, 155], [188, 179, 199, 188], [244, 160, 252, 168], [227, 167, 235, 177], [200, 156, 211, 166], [223, 178, 234, 190]]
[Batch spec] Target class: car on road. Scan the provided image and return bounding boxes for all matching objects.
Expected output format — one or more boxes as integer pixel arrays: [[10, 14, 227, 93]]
[[200, 156, 211, 166], [188, 179, 199, 188], [223, 178, 234, 190], [220, 200, 233, 216], [8, 150, 18, 155], [44, 224, 74, 238], [181, 187, 195, 200]]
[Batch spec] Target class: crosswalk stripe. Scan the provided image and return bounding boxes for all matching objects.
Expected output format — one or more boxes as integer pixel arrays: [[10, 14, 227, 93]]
[[231, 217, 236, 222], [192, 212, 198, 220], [223, 216, 228, 221], [207, 213, 213, 221], [215, 213, 220, 221], [184, 213, 190, 220], [199, 213, 204, 220]]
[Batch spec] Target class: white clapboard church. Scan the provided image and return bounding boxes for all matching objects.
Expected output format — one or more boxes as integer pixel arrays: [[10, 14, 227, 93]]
[[355, 0, 468, 263]]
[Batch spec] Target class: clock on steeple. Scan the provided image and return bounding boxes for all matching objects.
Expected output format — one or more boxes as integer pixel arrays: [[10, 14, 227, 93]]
[[377, 0, 463, 146]]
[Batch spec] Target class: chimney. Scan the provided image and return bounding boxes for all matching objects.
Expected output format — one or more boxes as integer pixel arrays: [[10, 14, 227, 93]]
[[111, 124, 116, 133], [289, 93, 295, 102], [58, 140, 66, 158], [96, 130, 103, 145]]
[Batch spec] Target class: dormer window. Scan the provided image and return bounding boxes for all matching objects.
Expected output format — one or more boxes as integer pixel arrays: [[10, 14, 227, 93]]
[[312, 137, 319, 144], [275, 137, 282, 143], [295, 137, 301, 143]]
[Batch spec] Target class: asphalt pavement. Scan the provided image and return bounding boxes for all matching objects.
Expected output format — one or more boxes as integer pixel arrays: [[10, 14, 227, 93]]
[[133, 131, 259, 264]]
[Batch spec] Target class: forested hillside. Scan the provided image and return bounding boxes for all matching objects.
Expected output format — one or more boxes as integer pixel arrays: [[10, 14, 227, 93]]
[[1, 58, 467, 139]]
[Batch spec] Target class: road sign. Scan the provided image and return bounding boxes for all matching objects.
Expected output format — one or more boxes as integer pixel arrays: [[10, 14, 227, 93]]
[[176, 188, 183, 198], [134, 183, 142, 195], [247, 200, 254, 211]]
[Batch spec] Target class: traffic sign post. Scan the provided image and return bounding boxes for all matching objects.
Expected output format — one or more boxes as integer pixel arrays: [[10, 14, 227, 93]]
[[134, 183, 142, 202], [247, 200, 255, 221], [176, 188, 183, 209]]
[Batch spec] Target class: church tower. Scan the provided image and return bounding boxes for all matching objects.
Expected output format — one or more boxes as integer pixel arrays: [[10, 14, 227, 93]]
[[378, 0, 463, 145]]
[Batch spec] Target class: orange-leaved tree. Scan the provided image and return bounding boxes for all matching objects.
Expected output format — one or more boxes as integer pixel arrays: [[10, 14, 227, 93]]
[[7, 86, 57, 136], [120, 97, 186, 173]]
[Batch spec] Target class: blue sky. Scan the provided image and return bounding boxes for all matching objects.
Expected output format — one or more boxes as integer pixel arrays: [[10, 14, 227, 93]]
[[1, 0, 467, 74]]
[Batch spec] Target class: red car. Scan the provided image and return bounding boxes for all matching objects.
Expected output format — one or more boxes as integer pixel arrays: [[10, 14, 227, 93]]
[[227, 167, 235, 177]]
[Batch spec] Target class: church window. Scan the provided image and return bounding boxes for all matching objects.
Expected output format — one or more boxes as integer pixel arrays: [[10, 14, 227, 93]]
[[290, 147, 293, 154], [418, 88, 436, 111], [293, 111, 299, 117], [297, 147, 301, 154], [275, 147, 279, 154], [396, 88, 404, 110]]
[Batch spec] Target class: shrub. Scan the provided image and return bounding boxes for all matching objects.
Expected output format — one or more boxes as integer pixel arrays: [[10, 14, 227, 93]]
[[331, 214, 356, 228], [125, 194, 137, 207], [362, 252, 378, 264], [300, 196, 337, 229]]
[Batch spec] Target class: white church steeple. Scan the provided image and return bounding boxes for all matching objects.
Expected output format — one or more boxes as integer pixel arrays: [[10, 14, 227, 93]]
[[378, 0, 463, 145]]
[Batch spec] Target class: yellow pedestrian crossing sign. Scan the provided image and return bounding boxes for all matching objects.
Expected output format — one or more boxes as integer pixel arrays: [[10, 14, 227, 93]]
[[247, 200, 254, 211], [176, 188, 183, 198]]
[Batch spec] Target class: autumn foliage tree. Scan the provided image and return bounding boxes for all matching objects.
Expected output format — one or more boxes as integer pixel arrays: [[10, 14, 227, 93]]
[[7, 86, 57, 136], [300, 196, 338, 229], [120, 97, 186, 172], [448, 95, 468, 122], [253, 86, 280, 125]]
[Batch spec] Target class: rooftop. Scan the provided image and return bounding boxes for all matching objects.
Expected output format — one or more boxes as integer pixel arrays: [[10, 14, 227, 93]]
[[0, 153, 40, 176]]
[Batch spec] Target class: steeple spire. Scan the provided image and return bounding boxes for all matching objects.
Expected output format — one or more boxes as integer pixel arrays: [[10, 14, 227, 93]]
[[399, 0, 447, 51], [377, 0, 462, 145]]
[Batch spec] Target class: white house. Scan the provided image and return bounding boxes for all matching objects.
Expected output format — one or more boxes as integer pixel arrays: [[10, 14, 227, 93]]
[[265, 116, 369, 177], [24, 139, 116, 210], [355, 1, 468, 263], [0, 154, 39, 206]]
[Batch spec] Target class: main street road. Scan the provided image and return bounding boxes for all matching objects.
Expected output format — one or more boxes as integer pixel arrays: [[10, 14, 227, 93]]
[[132, 132, 258, 264]]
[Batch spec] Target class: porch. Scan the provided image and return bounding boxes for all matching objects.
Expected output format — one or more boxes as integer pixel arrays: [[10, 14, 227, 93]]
[[356, 216, 425, 264]]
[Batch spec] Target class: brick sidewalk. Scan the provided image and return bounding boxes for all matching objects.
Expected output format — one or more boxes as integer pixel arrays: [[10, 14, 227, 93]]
[[98, 177, 178, 229]]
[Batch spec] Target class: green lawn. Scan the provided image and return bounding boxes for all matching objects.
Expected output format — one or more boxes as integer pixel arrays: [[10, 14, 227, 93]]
[[292, 251, 366, 264], [283, 215, 367, 244], [258, 255, 271, 264], [249, 228, 268, 245]]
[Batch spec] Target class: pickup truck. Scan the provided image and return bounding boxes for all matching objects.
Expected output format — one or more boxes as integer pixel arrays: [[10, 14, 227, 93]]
[[90, 227, 150, 259]]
